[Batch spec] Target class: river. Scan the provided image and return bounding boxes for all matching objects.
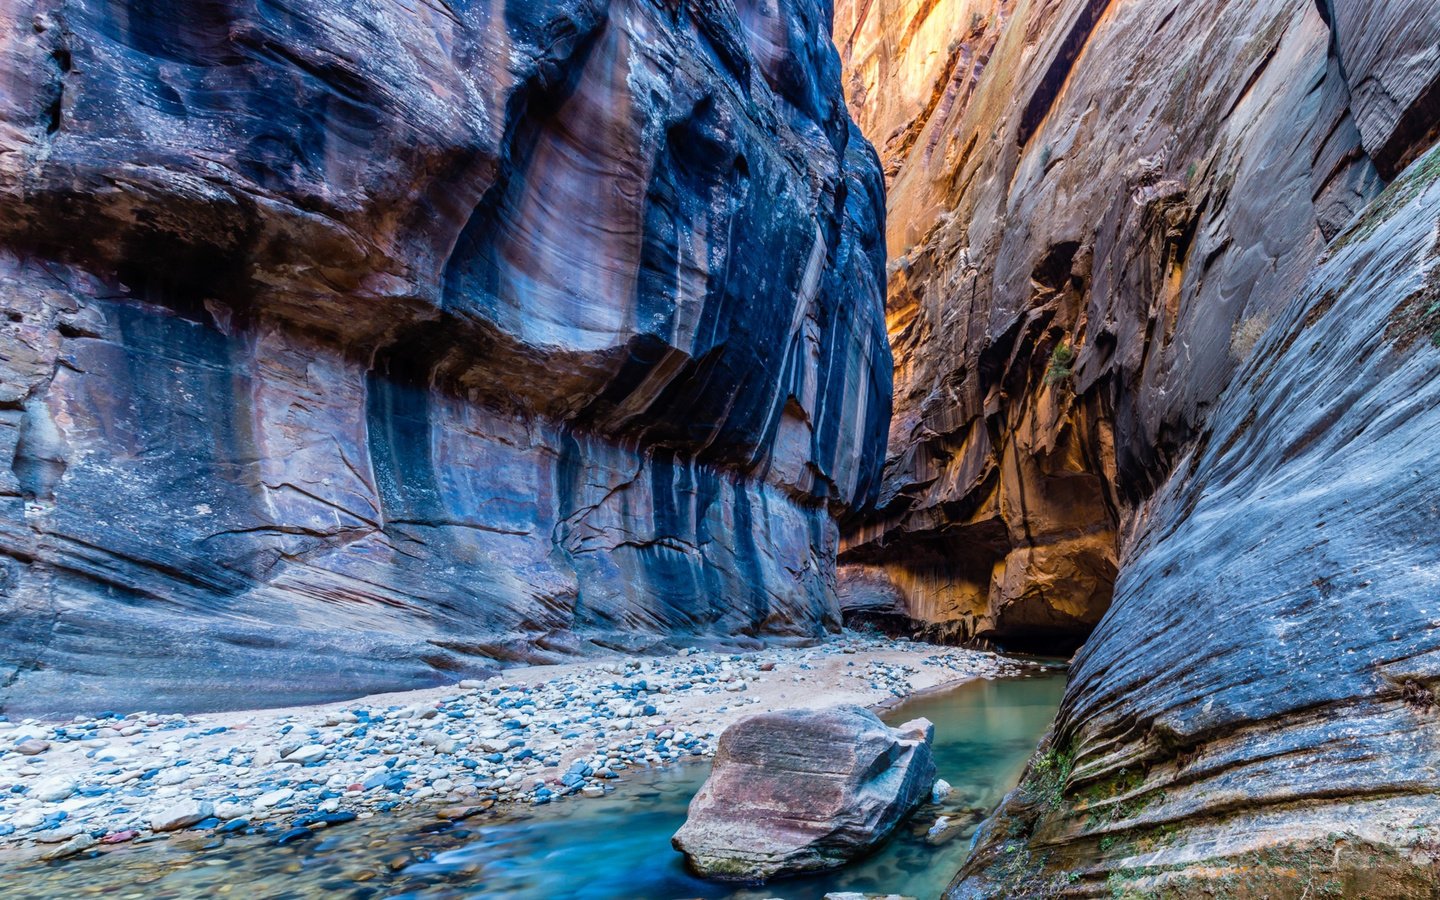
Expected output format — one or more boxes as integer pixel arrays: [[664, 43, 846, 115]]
[[0, 670, 1065, 900]]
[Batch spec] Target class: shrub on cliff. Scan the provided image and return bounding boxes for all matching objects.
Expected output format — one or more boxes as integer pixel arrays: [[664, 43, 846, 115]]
[[1045, 342, 1076, 386]]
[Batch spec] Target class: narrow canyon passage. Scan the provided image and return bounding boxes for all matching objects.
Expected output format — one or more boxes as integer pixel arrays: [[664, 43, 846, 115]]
[[833, 0, 1440, 896], [0, 0, 1439, 897]]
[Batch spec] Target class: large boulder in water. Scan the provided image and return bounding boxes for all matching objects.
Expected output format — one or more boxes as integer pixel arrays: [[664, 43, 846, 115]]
[[671, 706, 936, 881]]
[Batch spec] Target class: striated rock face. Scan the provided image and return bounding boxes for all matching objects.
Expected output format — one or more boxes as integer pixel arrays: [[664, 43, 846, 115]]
[[1319, 0, 1440, 178], [833, 0, 1015, 186], [672, 706, 936, 880], [834, 0, 1383, 649], [0, 0, 891, 715], [825, 0, 1440, 892], [954, 142, 1440, 900]]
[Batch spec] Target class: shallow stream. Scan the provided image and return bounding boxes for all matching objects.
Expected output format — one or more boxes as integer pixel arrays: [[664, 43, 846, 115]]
[[0, 671, 1064, 900]]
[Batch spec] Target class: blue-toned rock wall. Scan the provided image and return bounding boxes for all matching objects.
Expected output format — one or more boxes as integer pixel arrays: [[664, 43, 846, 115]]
[[0, 0, 890, 714]]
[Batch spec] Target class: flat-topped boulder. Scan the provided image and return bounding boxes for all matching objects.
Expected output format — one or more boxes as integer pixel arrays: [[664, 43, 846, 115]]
[[672, 705, 936, 881]]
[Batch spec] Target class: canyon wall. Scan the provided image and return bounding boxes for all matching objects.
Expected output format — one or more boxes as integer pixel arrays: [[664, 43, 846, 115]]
[[834, 0, 1383, 650], [831, 0, 1440, 893], [958, 144, 1440, 898], [833, 0, 1015, 187], [0, 0, 891, 715]]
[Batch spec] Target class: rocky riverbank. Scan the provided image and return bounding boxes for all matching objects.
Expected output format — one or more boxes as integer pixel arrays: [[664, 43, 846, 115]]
[[0, 635, 1025, 864]]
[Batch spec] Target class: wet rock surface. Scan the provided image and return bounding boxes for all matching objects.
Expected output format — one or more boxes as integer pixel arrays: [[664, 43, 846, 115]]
[[672, 705, 936, 881], [0, 0, 891, 716]]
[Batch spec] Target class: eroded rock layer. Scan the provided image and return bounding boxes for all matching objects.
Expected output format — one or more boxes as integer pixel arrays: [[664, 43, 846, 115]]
[[833, 0, 1015, 186], [834, 0, 1385, 649], [0, 0, 891, 715], [955, 140, 1440, 900], [829, 0, 1440, 893]]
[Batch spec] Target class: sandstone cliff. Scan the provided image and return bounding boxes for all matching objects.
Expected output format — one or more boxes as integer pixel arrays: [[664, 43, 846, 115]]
[[831, 0, 1440, 893], [0, 0, 891, 715], [957, 143, 1440, 897], [834, 0, 1385, 651]]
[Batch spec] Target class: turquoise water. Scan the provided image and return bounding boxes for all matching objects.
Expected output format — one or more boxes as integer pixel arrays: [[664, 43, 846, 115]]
[[394, 671, 1066, 900], [0, 671, 1064, 900]]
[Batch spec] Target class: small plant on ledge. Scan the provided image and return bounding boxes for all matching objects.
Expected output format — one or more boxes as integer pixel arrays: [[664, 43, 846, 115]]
[[1046, 341, 1076, 386]]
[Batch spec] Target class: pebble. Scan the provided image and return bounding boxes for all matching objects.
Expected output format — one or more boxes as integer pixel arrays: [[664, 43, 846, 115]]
[[434, 804, 477, 821], [931, 779, 952, 803], [284, 745, 327, 764], [39, 833, 95, 860], [150, 800, 215, 832], [0, 634, 1023, 860], [33, 778, 76, 803], [253, 789, 295, 809], [274, 827, 313, 846], [214, 801, 249, 820]]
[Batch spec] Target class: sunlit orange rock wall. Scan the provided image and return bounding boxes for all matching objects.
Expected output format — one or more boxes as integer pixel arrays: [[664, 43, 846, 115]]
[[834, 0, 1382, 650], [838, 0, 1440, 891]]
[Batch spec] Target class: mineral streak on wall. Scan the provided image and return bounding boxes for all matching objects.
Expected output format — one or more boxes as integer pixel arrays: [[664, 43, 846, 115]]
[[0, 0, 892, 715]]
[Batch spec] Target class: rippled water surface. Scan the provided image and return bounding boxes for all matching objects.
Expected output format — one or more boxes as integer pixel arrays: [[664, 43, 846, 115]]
[[0, 670, 1064, 900]]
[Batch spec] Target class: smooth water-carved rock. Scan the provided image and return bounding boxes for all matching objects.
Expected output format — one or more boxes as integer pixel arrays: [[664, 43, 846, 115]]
[[953, 142, 1440, 900], [672, 706, 936, 881], [0, 0, 890, 715]]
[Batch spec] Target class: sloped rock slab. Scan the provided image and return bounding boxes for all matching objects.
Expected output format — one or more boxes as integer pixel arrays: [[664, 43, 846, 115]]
[[672, 706, 936, 881]]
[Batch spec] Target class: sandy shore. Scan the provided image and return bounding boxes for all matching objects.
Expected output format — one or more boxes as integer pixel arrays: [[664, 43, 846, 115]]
[[0, 633, 1028, 863]]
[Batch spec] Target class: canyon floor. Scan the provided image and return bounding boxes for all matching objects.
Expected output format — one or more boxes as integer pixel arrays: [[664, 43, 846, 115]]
[[0, 634, 1026, 866]]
